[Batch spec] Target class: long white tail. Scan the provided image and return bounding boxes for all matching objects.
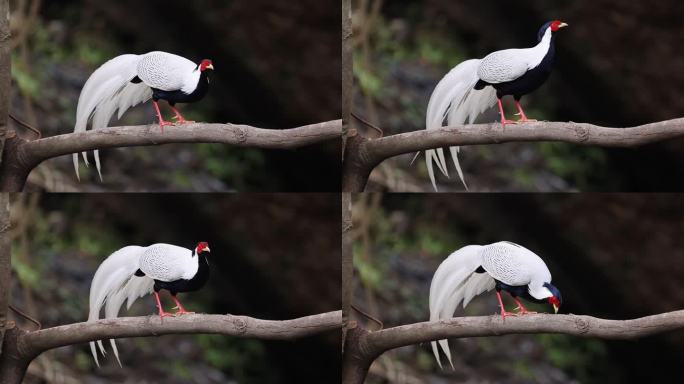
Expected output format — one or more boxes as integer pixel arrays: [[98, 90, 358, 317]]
[[424, 59, 497, 191], [428, 245, 495, 368], [73, 54, 153, 181], [88, 246, 154, 367]]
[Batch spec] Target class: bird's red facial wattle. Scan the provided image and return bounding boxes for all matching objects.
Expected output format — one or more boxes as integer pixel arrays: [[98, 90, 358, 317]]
[[548, 296, 561, 313], [196, 242, 211, 254], [550, 20, 569, 32], [199, 59, 214, 72]]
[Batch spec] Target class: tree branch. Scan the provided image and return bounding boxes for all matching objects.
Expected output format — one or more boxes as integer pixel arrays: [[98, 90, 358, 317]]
[[0, 119, 342, 191], [342, 310, 684, 383], [341, 193, 353, 351], [0, 311, 342, 382], [342, 117, 684, 191]]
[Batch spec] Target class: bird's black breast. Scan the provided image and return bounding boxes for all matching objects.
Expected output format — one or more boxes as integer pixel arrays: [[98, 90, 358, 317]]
[[151, 72, 210, 105], [487, 42, 556, 100], [495, 280, 545, 304], [153, 256, 210, 295]]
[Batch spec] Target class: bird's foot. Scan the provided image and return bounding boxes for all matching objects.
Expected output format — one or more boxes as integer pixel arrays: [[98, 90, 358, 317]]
[[158, 120, 175, 133], [158, 310, 174, 322], [500, 311, 518, 320], [514, 306, 538, 315], [501, 119, 518, 126], [172, 305, 195, 315], [172, 115, 195, 124]]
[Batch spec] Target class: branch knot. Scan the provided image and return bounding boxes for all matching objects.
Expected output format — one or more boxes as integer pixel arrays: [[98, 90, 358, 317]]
[[574, 317, 590, 334], [233, 317, 248, 335], [573, 124, 590, 142], [232, 126, 248, 144]]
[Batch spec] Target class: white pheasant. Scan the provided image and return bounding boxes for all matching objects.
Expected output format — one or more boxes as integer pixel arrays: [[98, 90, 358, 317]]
[[73, 51, 214, 180], [87, 242, 211, 367], [422, 20, 567, 191], [429, 241, 562, 368]]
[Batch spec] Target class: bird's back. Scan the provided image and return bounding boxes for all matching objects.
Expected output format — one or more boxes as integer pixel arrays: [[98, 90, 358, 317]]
[[139, 243, 197, 282], [137, 51, 197, 92], [480, 242, 551, 286]]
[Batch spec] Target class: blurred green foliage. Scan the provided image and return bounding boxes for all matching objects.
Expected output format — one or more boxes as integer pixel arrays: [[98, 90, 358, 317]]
[[195, 144, 268, 190], [197, 335, 274, 382], [538, 334, 610, 382]]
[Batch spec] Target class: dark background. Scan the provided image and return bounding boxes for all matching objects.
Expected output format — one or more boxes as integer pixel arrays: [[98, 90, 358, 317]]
[[352, 193, 684, 383], [8, 193, 341, 383], [10, 0, 341, 191], [353, 0, 684, 191]]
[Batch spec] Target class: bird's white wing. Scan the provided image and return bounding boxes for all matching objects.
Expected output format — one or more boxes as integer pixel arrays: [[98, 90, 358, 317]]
[[73, 53, 153, 180], [429, 245, 495, 368], [139, 243, 197, 282], [479, 241, 551, 286], [88, 245, 152, 367], [424, 59, 497, 191], [477, 49, 530, 84], [137, 51, 198, 92]]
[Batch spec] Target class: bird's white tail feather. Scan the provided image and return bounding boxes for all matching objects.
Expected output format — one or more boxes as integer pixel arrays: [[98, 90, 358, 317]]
[[73, 54, 153, 180], [429, 245, 495, 368], [88, 246, 154, 367], [424, 59, 497, 191]]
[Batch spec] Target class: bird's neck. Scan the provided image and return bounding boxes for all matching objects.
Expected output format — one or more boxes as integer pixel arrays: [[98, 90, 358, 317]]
[[527, 30, 554, 69], [528, 282, 551, 301], [181, 70, 203, 94]]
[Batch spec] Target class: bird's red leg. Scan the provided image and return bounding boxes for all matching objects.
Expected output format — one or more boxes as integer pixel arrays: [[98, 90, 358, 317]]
[[510, 295, 537, 315], [152, 100, 175, 132], [171, 295, 195, 315], [169, 105, 195, 124], [153, 292, 173, 319], [514, 101, 537, 123], [495, 291, 517, 320], [497, 98, 517, 126]]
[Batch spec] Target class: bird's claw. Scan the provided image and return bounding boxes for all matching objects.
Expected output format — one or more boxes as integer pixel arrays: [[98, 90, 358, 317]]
[[514, 306, 537, 315], [158, 120, 175, 133], [171, 305, 194, 315], [171, 116, 195, 124], [500, 311, 518, 320]]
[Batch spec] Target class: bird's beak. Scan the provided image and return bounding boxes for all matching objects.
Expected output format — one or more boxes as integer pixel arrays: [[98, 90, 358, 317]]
[[558, 22, 568, 29], [205, 246, 211, 253], [553, 304, 559, 314], [206, 64, 214, 70]]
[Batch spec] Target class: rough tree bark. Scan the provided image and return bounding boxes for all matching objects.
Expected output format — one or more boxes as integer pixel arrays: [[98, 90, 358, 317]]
[[0, 193, 9, 354], [0, 0, 10, 163], [0, 311, 342, 383], [341, 193, 352, 351], [342, 118, 684, 191], [0, 119, 342, 191], [341, 0, 351, 157]]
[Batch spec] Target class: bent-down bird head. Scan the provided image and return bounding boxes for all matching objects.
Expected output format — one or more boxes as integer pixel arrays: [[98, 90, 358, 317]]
[[199, 59, 214, 72], [541, 282, 563, 313], [195, 241, 211, 255]]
